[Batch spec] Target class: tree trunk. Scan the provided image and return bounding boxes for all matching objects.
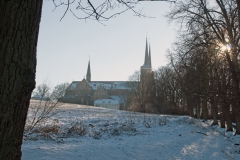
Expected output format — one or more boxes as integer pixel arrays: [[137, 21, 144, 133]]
[[210, 96, 218, 125], [232, 102, 240, 134], [196, 98, 201, 119], [237, 0, 240, 31], [235, 114, 240, 135], [202, 96, 208, 121], [226, 51, 240, 134], [224, 104, 233, 132], [187, 97, 193, 117], [0, 1, 43, 159], [220, 108, 225, 128]]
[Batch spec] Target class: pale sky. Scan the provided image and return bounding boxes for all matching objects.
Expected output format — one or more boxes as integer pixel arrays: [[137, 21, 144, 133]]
[[36, 1, 177, 87]]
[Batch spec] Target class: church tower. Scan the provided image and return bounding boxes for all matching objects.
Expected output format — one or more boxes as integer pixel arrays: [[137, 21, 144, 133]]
[[86, 60, 91, 82], [141, 38, 152, 79], [148, 43, 152, 68], [140, 38, 155, 109]]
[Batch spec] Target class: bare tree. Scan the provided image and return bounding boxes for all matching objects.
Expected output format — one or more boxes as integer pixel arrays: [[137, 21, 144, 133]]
[[27, 82, 69, 131], [52, 82, 69, 100], [52, 0, 175, 22], [127, 70, 155, 112], [32, 82, 51, 99], [155, 66, 183, 114]]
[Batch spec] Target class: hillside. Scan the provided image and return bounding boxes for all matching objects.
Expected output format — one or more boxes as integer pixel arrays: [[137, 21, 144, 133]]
[[22, 103, 240, 160]]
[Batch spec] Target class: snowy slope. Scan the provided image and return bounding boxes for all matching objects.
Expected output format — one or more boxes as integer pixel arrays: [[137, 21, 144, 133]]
[[22, 104, 240, 160]]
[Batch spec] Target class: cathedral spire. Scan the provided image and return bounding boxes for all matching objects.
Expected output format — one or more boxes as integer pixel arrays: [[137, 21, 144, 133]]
[[144, 37, 149, 66], [86, 59, 91, 82], [148, 43, 152, 68]]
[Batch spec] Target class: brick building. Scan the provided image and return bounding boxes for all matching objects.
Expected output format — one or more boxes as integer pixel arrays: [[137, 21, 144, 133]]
[[63, 38, 153, 110]]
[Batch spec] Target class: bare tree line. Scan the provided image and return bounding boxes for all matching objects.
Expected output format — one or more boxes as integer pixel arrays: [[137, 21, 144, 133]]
[[127, 0, 240, 135], [165, 0, 240, 134]]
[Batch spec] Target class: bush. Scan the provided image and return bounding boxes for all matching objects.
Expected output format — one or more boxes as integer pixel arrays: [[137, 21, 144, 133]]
[[68, 121, 87, 136]]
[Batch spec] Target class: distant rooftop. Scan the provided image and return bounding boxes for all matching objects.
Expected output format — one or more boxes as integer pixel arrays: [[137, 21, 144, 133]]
[[67, 81, 131, 91]]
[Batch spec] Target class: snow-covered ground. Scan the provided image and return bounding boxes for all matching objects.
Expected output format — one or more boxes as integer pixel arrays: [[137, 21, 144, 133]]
[[22, 103, 240, 160]]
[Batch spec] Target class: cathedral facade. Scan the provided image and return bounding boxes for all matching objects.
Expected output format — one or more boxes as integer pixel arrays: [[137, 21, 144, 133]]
[[63, 38, 153, 110]]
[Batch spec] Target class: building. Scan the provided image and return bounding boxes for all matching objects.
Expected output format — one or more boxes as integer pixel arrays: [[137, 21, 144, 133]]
[[94, 99, 120, 110], [140, 39, 155, 94], [141, 39, 153, 79], [63, 78, 130, 109], [63, 38, 153, 110]]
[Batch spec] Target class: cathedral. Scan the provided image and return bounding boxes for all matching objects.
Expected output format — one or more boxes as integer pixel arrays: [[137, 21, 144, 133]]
[[63, 38, 153, 110], [141, 38, 153, 79]]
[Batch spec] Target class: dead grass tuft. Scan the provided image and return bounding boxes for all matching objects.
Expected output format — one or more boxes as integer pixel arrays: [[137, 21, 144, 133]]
[[34, 125, 59, 134]]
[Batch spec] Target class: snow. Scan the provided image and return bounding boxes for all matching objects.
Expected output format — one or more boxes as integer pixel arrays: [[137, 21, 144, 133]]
[[22, 104, 240, 160]]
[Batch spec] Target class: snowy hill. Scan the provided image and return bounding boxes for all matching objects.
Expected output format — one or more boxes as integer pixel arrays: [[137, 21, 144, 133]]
[[22, 104, 240, 160]]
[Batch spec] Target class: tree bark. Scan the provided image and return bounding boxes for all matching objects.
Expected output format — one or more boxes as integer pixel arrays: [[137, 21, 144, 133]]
[[0, 1, 43, 159], [202, 96, 208, 121], [187, 98, 193, 117], [235, 114, 240, 135], [210, 96, 218, 125], [226, 52, 240, 134], [236, 0, 240, 46], [220, 107, 225, 128], [224, 104, 233, 132], [196, 97, 201, 119]]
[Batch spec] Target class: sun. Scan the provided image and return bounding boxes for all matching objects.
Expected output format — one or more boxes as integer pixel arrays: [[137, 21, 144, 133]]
[[220, 43, 231, 52]]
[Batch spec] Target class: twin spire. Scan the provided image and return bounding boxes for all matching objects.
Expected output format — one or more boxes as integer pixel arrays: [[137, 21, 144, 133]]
[[86, 38, 152, 82], [142, 38, 152, 69]]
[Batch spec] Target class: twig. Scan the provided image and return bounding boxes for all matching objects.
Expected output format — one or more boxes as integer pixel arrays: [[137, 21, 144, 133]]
[[195, 131, 208, 136]]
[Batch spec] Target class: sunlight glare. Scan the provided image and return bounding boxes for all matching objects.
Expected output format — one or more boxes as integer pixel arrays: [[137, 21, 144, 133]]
[[220, 44, 231, 52]]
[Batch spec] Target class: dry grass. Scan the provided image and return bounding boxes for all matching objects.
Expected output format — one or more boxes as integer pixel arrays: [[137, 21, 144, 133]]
[[33, 125, 60, 134], [68, 121, 87, 136], [25, 103, 170, 141]]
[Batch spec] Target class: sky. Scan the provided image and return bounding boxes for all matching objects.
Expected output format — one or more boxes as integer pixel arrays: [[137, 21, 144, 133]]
[[36, 1, 177, 87]]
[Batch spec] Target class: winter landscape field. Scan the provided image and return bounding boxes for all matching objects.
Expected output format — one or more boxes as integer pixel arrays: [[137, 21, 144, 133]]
[[22, 102, 240, 160]]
